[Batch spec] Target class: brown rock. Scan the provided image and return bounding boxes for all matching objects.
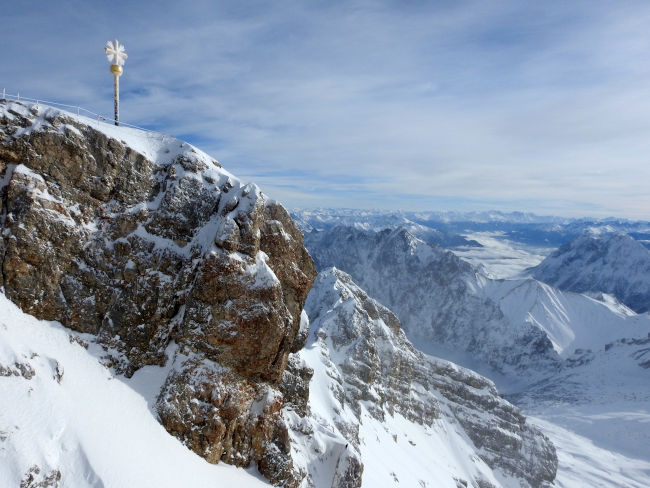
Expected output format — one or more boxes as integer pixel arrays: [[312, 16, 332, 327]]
[[0, 100, 316, 485], [157, 354, 302, 486]]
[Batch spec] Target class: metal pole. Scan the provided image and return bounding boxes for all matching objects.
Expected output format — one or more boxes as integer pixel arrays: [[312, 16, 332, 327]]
[[105, 40, 126, 126], [113, 73, 119, 126]]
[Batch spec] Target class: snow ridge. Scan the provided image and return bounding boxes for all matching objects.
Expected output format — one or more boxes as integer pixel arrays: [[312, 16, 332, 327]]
[[288, 268, 556, 488], [531, 231, 650, 313], [305, 226, 650, 382]]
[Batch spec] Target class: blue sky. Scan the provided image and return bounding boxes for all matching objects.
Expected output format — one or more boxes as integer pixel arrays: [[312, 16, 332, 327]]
[[4, 0, 650, 218]]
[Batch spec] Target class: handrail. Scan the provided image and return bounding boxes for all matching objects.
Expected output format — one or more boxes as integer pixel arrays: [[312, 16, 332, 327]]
[[1, 89, 171, 139]]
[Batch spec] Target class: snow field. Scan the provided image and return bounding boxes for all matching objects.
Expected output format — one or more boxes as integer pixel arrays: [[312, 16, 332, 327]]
[[0, 295, 270, 488], [530, 417, 650, 488]]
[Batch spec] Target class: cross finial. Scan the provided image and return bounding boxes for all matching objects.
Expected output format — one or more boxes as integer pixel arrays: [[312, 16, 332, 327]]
[[104, 40, 127, 126], [105, 39, 127, 66]]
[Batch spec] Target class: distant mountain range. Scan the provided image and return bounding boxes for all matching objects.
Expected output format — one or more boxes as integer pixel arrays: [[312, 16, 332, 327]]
[[292, 208, 650, 249], [304, 226, 650, 383], [291, 209, 482, 248]]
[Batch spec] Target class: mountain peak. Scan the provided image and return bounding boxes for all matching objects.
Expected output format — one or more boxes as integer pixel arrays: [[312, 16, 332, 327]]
[[532, 231, 650, 313], [1, 99, 317, 485], [298, 267, 557, 487]]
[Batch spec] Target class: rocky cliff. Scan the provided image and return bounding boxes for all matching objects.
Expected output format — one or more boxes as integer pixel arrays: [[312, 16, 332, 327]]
[[0, 100, 560, 487], [0, 100, 316, 485], [304, 226, 560, 377], [288, 268, 557, 487]]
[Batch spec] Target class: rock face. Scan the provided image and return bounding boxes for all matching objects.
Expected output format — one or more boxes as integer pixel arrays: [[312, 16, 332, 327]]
[[304, 226, 560, 376], [288, 268, 557, 487], [531, 231, 650, 313], [0, 100, 316, 484], [305, 226, 650, 384], [0, 100, 561, 487]]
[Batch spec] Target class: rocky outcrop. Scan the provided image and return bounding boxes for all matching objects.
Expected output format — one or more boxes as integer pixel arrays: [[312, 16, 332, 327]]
[[156, 354, 296, 485], [289, 268, 557, 488], [305, 226, 560, 376], [531, 231, 650, 313], [0, 100, 560, 487], [0, 100, 316, 484]]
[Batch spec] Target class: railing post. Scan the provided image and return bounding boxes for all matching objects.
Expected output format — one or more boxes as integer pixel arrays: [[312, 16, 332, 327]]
[[0, 91, 163, 137]]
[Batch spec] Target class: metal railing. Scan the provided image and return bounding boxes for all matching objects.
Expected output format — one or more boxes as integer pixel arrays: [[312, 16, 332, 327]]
[[1, 88, 172, 140]]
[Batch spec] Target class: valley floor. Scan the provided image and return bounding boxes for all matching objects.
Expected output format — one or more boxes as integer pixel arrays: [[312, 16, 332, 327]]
[[459, 231, 650, 487], [451, 231, 552, 279], [530, 415, 650, 488]]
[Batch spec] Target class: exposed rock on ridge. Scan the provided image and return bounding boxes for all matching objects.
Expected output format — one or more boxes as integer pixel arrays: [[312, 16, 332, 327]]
[[0, 100, 316, 485], [531, 231, 650, 313], [288, 268, 557, 487], [305, 226, 560, 376]]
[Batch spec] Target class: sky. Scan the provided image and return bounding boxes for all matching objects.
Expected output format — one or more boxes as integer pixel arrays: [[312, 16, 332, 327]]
[[3, 0, 650, 219]]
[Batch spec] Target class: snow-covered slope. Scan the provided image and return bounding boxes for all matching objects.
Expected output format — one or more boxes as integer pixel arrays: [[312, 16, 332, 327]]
[[486, 278, 649, 357], [305, 226, 650, 382], [530, 231, 650, 313], [530, 417, 650, 488], [287, 268, 556, 488], [0, 271, 558, 488], [513, 333, 650, 410], [0, 100, 318, 485], [0, 294, 270, 488], [513, 332, 650, 487]]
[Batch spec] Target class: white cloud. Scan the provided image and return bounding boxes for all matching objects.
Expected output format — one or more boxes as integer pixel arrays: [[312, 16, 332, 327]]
[[4, 0, 650, 218]]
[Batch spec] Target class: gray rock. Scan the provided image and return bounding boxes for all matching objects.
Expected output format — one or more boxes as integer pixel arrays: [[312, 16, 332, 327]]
[[298, 268, 557, 488]]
